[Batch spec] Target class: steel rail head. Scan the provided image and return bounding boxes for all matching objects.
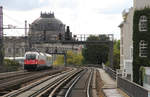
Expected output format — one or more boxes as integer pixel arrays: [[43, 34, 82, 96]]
[[87, 69, 93, 97], [3, 69, 71, 97], [49, 70, 83, 97], [64, 75, 81, 97], [29, 69, 76, 97], [37, 70, 78, 97]]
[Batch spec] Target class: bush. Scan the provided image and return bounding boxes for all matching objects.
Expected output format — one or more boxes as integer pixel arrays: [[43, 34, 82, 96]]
[[3, 59, 21, 72]]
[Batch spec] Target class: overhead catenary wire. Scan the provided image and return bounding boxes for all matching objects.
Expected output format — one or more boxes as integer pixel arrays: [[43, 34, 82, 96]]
[[3, 12, 23, 25]]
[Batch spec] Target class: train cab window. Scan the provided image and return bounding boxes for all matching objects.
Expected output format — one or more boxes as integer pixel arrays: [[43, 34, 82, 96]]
[[26, 54, 36, 60]]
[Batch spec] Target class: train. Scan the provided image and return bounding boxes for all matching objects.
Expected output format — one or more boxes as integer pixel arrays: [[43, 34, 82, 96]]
[[24, 51, 53, 70]]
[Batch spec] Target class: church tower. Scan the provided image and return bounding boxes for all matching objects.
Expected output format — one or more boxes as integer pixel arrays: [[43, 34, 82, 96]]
[[134, 0, 150, 10]]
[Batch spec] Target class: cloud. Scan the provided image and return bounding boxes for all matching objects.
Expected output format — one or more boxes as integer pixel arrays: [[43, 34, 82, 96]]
[[1, 0, 49, 11], [1, 0, 133, 39]]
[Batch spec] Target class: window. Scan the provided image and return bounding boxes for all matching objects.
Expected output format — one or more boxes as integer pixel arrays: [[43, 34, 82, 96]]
[[139, 40, 148, 57], [8, 48, 12, 53], [139, 15, 147, 31], [26, 54, 36, 60], [22, 48, 25, 52], [144, 74, 150, 85], [16, 48, 19, 53]]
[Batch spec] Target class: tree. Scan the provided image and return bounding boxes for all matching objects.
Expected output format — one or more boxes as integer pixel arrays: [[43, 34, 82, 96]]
[[2, 59, 20, 72], [54, 50, 83, 66], [67, 50, 83, 65], [53, 55, 64, 66], [113, 40, 120, 70], [0, 44, 4, 67], [82, 35, 109, 65]]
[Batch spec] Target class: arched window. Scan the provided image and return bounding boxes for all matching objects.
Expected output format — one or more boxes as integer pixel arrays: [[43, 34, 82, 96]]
[[139, 15, 147, 32], [139, 40, 148, 57]]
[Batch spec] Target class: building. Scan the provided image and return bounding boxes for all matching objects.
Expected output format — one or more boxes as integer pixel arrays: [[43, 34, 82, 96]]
[[119, 8, 134, 80], [119, 0, 150, 82], [29, 12, 65, 42], [4, 12, 79, 58]]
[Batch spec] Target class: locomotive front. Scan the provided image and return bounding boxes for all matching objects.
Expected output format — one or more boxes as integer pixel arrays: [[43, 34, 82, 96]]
[[24, 52, 39, 70]]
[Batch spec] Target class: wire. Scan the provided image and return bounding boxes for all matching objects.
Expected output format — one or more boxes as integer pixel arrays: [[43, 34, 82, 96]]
[[3, 12, 23, 25]]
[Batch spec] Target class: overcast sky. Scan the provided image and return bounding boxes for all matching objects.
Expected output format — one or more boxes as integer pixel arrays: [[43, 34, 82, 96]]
[[1, 0, 133, 39]]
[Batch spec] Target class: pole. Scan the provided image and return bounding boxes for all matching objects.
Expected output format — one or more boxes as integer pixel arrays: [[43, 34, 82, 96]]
[[25, 20, 27, 36], [13, 39, 16, 61], [64, 52, 67, 66], [25, 20, 28, 52], [0, 6, 3, 67]]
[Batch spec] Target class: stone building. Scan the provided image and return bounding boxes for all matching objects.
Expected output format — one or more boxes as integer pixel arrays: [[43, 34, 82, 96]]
[[4, 36, 26, 57], [29, 12, 65, 42], [119, 0, 150, 81], [4, 12, 79, 58], [119, 8, 134, 80]]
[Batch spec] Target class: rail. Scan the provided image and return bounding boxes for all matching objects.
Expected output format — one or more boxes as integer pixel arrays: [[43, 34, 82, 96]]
[[117, 77, 149, 97], [103, 64, 116, 80], [47, 69, 82, 97], [87, 69, 93, 97], [3, 68, 76, 97], [102, 64, 150, 97]]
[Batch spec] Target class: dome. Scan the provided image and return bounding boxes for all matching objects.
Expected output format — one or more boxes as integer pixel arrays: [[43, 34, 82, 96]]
[[31, 12, 65, 32]]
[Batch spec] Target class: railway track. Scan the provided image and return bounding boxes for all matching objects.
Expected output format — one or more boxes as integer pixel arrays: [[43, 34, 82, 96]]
[[0, 70, 27, 80], [3, 68, 81, 97], [0, 72, 32, 84], [40, 67, 94, 97], [62, 68, 93, 97], [2, 67, 95, 97], [0, 67, 67, 95]]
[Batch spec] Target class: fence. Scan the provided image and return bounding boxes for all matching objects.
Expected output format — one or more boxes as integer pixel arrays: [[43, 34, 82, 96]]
[[102, 64, 149, 97], [117, 77, 149, 97], [103, 64, 116, 80]]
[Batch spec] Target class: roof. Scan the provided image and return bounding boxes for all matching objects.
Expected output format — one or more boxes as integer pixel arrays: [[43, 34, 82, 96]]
[[33, 17, 63, 25]]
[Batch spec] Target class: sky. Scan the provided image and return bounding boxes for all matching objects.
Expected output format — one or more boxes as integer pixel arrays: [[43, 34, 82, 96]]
[[0, 0, 133, 39]]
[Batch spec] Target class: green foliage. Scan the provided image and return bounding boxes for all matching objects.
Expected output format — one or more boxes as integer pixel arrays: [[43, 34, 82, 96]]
[[54, 51, 83, 66], [3, 59, 20, 71], [133, 8, 150, 84], [53, 55, 64, 66], [105, 61, 109, 66], [113, 40, 120, 70], [82, 35, 109, 64], [0, 46, 4, 65], [67, 51, 83, 65], [139, 66, 145, 85], [66, 51, 74, 65]]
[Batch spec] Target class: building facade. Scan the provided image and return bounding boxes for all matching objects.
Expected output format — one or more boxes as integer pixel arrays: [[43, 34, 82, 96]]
[[119, 0, 150, 82], [29, 12, 65, 42], [4, 12, 80, 58], [119, 8, 134, 80]]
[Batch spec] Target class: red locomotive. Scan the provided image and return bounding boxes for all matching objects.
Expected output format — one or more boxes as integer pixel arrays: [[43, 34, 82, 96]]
[[24, 51, 52, 70]]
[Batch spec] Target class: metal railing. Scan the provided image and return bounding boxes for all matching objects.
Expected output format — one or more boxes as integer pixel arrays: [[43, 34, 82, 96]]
[[117, 77, 149, 97], [102, 64, 149, 97], [102, 64, 116, 80]]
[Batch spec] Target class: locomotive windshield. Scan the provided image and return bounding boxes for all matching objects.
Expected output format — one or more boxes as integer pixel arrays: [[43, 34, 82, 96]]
[[26, 54, 36, 60]]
